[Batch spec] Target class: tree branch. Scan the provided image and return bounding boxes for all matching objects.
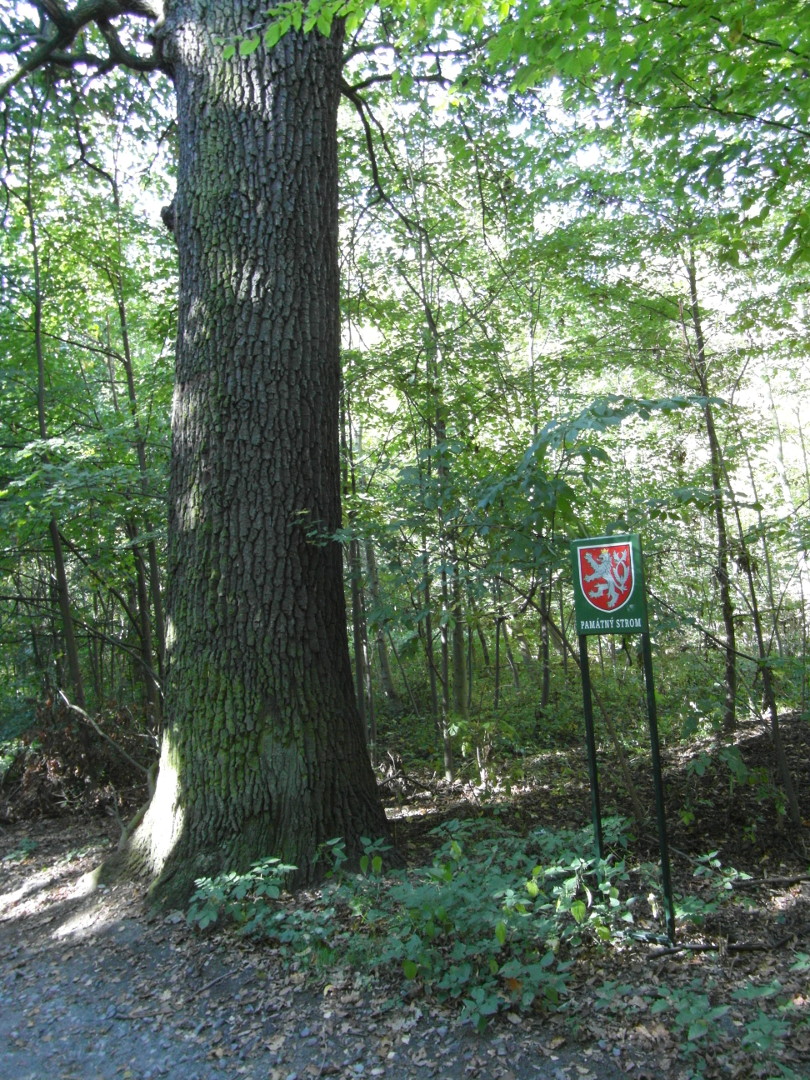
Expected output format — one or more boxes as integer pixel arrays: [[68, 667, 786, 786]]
[[58, 688, 152, 781], [0, 0, 165, 99], [95, 15, 164, 74], [339, 78, 430, 245]]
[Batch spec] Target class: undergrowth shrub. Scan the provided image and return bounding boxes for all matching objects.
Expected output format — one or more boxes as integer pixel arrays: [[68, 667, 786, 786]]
[[188, 827, 808, 1075], [188, 816, 646, 1029]]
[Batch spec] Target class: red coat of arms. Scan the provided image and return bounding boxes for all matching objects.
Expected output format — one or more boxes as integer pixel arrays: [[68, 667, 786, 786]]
[[578, 542, 633, 612]]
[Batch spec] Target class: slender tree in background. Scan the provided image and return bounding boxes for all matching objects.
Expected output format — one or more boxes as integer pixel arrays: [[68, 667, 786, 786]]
[[0, 71, 176, 711], [681, 248, 738, 734], [22, 99, 87, 711]]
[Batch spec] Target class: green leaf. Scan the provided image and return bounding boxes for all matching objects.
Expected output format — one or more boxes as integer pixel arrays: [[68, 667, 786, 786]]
[[238, 36, 260, 57], [570, 899, 587, 924], [687, 1020, 709, 1041], [731, 982, 781, 1001], [265, 23, 283, 48]]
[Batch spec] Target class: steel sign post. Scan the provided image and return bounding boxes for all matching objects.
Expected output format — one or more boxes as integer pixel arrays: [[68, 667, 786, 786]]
[[570, 534, 676, 944]]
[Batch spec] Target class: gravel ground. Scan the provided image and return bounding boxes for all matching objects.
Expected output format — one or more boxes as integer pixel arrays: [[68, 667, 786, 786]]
[[0, 818, 646, 1080]]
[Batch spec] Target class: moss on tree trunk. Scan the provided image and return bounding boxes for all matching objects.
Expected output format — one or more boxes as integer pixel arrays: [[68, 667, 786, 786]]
[[122, 6, 393, 908]]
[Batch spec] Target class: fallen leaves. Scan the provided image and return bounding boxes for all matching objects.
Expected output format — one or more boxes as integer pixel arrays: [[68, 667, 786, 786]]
[[2, 730, 810, 1080]]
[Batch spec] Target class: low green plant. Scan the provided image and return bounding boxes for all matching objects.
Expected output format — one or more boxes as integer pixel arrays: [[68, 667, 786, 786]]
[[186, 817, 646, 1030], [672, 851, 755, 930], [187, 856, 297, 930], [651, 981, 730, 1044], [2, 836, 38, 862], [358, 835, 388, 877], [374, 817, 648, 1027]]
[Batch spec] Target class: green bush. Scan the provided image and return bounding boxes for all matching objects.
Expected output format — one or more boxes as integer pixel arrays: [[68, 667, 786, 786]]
[[187, 816, 642, 1029]]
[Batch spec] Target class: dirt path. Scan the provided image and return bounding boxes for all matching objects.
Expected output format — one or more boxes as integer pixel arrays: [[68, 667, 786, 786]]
[[0, 818, 645, 1080]]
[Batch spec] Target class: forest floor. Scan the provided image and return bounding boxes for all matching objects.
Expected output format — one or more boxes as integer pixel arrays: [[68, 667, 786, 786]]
[[1, 715, 809, 1080]]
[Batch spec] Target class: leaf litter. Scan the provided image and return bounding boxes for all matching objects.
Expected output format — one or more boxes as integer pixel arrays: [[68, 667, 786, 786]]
[[0, 817, 635, 1080], [1, 716, 808, 1080]]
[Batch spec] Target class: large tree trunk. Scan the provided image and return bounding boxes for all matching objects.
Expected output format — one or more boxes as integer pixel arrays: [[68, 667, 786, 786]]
[[127, 9, 392, 906]]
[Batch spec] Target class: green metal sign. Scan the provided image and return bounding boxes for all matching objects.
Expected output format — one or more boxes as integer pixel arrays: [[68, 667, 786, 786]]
[[570, 533, 648, 636], [569, 531, 675, 943]]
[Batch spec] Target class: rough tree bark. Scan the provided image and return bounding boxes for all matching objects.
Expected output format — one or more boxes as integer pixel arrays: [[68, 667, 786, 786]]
[[119, 7, 395, 905]]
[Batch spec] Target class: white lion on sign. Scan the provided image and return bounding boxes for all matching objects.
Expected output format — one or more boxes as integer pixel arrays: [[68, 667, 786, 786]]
[[583, 548, 630, 609]]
